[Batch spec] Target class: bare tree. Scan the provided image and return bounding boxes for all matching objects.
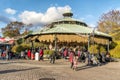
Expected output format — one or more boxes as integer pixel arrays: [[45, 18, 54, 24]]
[[98, 10, 120, 34], [2, 21, 32, 38]]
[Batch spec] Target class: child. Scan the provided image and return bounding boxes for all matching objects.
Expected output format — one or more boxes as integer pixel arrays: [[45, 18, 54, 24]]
[[73, 57, 78, 71]]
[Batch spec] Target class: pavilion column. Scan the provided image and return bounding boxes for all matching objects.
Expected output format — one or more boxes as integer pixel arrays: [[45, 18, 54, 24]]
[[31, 40, 34, 50], [87, 34, 90, 51], [54, 34, 57, 52], [107, 40, 110, 52]]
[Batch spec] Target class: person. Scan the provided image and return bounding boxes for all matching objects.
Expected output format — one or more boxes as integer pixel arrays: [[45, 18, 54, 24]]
[[0, 49, 2, 59], [2, 50, 6, 60], [6, 49, 9, 60], [86, 52, 92, 66], [50, 51, 56, 64], [21, 51, 25, 59], [39, 48, 44, 61], [91, 54, 101, 66], [101, 52, 106, 63], [77, 49, 81, 62], [105, 52, 111, 62], [73, 56, 78, 71], [63, 48, 68, 59], [35, 49, 39, 61], [69, 50, 74, 69], [27, 49, 31, 59]]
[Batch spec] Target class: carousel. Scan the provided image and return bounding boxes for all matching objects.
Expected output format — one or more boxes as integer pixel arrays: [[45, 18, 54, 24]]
[[25, 11, 112, 51]]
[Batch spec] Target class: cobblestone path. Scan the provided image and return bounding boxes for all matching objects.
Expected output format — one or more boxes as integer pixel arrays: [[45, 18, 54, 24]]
[[0, 59, 120, 80]]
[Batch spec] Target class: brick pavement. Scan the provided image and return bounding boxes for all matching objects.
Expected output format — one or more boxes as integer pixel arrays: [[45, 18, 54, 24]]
[[0, 59, 120, 80]]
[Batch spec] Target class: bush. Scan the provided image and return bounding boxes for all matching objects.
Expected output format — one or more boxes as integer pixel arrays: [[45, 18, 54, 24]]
[[109, 41, 117, 49], [100, 46, 106, 53], [11, 43, 31, 53], [21, 43, 31, 49], [88, 45, 99, 54], [11, 45, 19, 53], [44, 50, 49, 55], [44, 50, 54, 55], [110, 41, 120, 58]]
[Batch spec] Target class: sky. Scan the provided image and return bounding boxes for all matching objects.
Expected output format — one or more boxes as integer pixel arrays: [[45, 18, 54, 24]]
[[0, 0, 120, 36]]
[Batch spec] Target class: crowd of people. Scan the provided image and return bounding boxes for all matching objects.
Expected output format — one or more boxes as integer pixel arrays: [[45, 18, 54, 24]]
[[0, 46, 113, 71], [0, 48, 13, 60], [59, 47, 112, 71]]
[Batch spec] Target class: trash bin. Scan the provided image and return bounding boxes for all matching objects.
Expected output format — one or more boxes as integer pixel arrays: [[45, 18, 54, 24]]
[[35, 52, 39, 61]]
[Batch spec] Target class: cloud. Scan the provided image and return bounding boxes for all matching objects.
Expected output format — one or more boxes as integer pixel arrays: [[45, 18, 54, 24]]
[[19, 5, 71, 25], [116, 8, 120, 10], [88, 23, 96, 27], [10, 17, 17, 21], [5, 8, 16, 15], [0, 15, 12, 23]]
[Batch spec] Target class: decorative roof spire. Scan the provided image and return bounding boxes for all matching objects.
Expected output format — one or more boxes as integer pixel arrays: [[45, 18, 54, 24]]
[[63, 10, 73, 18]]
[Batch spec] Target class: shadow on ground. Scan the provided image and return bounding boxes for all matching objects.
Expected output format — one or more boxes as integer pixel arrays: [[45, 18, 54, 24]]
[[0, 67, 39, 74], [0, 61, 25, 65], [76, 63, 108, 71]]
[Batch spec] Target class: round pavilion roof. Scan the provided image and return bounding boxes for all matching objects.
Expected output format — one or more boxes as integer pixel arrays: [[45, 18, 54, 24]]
[[52, 11, 88, 27], [29, 11, 112, 40]]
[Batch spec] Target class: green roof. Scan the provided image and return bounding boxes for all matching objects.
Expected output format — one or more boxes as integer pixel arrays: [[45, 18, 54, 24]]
[[30, 11, 111, 40], [32, 24, 111, 38]]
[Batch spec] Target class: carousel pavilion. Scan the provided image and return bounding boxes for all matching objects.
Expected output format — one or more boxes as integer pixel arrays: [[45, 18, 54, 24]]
[[25, 11, 112, 51]]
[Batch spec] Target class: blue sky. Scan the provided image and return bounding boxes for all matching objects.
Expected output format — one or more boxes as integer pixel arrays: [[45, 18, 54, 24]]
[[0, 0, 120, 36]]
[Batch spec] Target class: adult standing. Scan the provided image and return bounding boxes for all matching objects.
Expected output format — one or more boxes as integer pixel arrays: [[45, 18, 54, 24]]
[[21, 51, 25, 59], [39, 48, 44, 61], [35, 49, 39, 61], [0, 49, 2, 59], [69, 50, 74, 69], [63, 48, 68, 59], [6, 49, 9, 60], [50, 51, 56, 64], [77, 49, 81, 62], [27, 49, 31, 59]]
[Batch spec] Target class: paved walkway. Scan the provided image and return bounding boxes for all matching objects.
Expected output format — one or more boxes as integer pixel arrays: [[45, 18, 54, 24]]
[[0, 59, 120, 80]]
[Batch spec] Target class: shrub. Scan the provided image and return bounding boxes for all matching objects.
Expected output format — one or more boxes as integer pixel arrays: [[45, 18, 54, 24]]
[[48, 50, 54, 55], [11, 43, 30, 53], [44, 50, 54, 55], [109, 41, 117, 49], [88, 45, 99, 54], [100, 46, 106, 53], [11, 45, 19, 53], [21, 43, 31, 50], [44, 50, 49, 55], [110, 41, 120, 58]]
